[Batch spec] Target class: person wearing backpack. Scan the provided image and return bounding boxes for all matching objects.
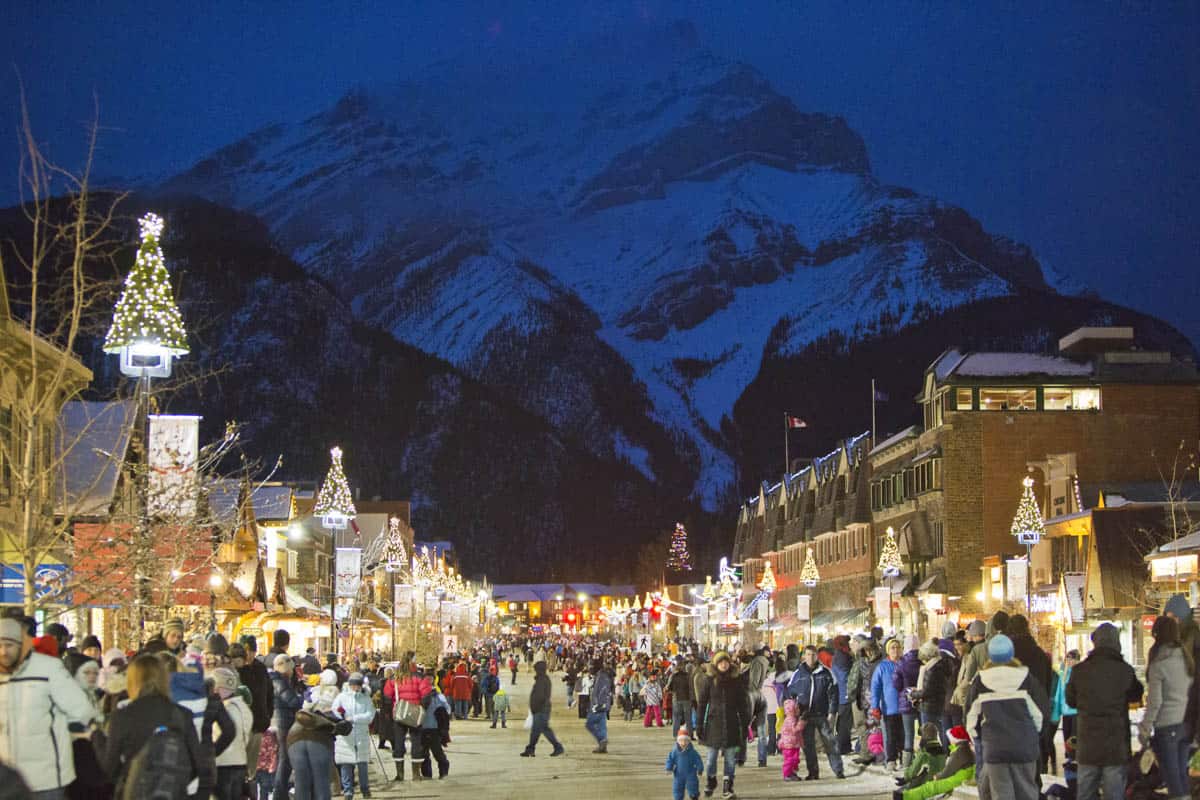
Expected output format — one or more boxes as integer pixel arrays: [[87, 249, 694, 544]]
[[211, 668, 251, 800], [101, 653, 201, 799]]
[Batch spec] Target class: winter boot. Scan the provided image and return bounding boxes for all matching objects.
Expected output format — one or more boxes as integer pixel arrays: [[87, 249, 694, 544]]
[[901, 750, 913, 769], [392, 761, 403, 782], [592, 740, 608, 754], [703, 775, 718, 797], [721, 776, 736, 799]]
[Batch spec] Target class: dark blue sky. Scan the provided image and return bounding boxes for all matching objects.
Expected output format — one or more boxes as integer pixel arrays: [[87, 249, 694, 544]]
[[7, 2, 1199, 345]]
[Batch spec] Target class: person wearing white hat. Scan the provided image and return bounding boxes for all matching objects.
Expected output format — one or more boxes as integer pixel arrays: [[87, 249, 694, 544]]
[[211, 666, 251, 800], [0, 616, 99, 795]]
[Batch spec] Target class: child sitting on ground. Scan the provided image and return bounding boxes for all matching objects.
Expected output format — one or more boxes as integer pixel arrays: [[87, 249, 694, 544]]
[[665, 727, 705, 800], [899, 725, 974, 800], [894, 723, 946, 796], [778, 698, 806, 781]]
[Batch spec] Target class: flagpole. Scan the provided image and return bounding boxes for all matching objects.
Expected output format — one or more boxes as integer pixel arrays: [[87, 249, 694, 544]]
[[784, 412, 789, 477], [871, 379, 877, 448]]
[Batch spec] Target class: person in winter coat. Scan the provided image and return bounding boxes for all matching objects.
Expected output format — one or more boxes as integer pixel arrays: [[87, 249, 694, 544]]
[[211, 667, 251, 800], [141, 616, 186, 657], [492, 686, 510, 728], [669, 661, 696, 737], [945, 634, 971, 728], [871, 639, 904, 769], [101, 653, 202, 798], [333, 673, 376, 799], [778, 698, 806, 781], [894, 722, 947, 796], [63, 655, 110, 800], [642, 671, 665, 727], [1162, 593, 1200, 749], [268, 654, 303, 800], [965, 634, 1048, 800], [1050, 650, 1079, 745], [389, 657, 433, 782], [695, 651, 750, 799], [892, 634, 923, 768], [911, 641, 952, 745], [830, 636, 853, 755], [666, 728, 705, 800], [1138, 616, 1192, 800], [786, 644, 844, 779], [1065, 622, 1143, 800], [0, 617, 99, 795], [522, 660, 564, 757], [287, 679, 340, 800], [951, 618, 991, 710], [232, 640, 273, 783], [418, 688, 452, 779], [170, 658, 235, 798], [849, 638, 881, 761], [901, 725, 974, 800], [587, 661, 614, 753], [758, 669, 779, 762], [482, 665, 501, 722], [448, 662, 472, 720]]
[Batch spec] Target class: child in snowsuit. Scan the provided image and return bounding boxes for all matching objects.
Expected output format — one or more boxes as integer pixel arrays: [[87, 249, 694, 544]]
[[865, 716, 886, 764], [665, 728, 705, 800], [778, 698, 806, 781], [894, 722, 947, 797], [491, 687, 510, 728], [900, 725, 975, 800]]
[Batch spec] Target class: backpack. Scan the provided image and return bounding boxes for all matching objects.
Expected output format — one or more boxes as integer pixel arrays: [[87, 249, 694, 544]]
[[121, 724, 192, 800], [485, 674, 500, 695]]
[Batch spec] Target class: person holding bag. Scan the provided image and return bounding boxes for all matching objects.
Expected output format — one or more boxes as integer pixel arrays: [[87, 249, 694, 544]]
[[388, 654, 432, 782]]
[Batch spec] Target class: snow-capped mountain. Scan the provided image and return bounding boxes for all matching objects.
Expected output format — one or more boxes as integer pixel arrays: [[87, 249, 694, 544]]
[[162, 20, 1053, 507]]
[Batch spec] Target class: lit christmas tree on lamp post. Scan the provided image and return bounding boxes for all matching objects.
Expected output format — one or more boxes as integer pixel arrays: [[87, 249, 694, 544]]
[[1010, 473, 1045, 612], [104, 212, 188, 378], [800, 546, 820, 587], [758, 560, 777, 648], [666, 522, 693, 572], [315, 446, 356, 530], [878, 526, 902, 578], [383, 516, 407, 572]]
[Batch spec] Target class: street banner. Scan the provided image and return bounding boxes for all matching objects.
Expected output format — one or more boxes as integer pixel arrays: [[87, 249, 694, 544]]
[[335, 547, 362, 598], [796, 594, 811, 621], [873, 587, 891, 621], [1006, 557, 1028, 603], [394, 584, 413, 618], [0, 563, 69, 605], [147, 415, 200, 517]]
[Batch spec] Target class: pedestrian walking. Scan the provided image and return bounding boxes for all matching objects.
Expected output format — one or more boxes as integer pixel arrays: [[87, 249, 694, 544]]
[[587, 659, 613, 753], [695, 650, 749, 799], [388, 656, 432, 782], [418, 687, 452, 779], [665, 728, 705, 800], [492, 686, 510, 728], [965, 634, 1048, 800], [521, 660, 564, 757], [333, 672, 376, 799], [778, 698, 805, 781], [287, 675, 341, 800], [1065, 622, 1143, 800], [268, 654, 303, 800], [642, 670, 665, 727], [234, 637, 274, 785], [786, 644, 845, 780], [211, 667, 251, 800], [1138, 616, 1192, 800]]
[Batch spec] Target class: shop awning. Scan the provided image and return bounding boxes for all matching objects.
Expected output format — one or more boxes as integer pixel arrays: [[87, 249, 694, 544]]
[[284, 587, 329, 617], [810, 607, 870, 630]]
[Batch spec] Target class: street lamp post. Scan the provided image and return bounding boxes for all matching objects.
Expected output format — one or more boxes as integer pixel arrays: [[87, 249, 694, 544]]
[[1011, 474, 1046, 613]]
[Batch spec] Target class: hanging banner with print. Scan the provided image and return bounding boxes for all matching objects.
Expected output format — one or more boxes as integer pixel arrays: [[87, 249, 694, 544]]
[[873, 587, 892, 622], [335, 547, 362, 599], [394, 583, 413, 618], [1006, 557, 1028, 604], [147, 415, 200, 518], [796, 594, 811, 621]]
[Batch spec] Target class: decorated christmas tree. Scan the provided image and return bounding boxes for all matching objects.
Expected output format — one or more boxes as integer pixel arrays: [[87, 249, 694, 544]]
[[1010, 475, 1046, 545], [103, 212, 188, 356], [382, 516, 407, 572], [666, 522, 693, 572], [757, 560, 777, 593], [877, 526, 902, 577], [800, 547, 820, 587], [314, 446, 356, 527]]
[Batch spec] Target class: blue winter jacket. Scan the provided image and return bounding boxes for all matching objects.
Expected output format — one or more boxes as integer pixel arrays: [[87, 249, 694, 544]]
[[831, 650, 852, 705], [965, 663, 1046, 764], [666, 743, 705, 778], [786, 663, 839, 717], [870, 659, 901, 715]]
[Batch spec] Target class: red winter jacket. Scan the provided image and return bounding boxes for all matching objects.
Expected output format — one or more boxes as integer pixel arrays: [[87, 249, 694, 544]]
[[449, 663, 473, 701]]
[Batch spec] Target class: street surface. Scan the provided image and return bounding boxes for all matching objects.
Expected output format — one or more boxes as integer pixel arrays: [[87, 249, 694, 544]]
[[364, 667, 897, 800]]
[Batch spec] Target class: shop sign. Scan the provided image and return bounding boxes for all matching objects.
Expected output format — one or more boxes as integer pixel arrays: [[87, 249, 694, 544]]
[[1030, 592, 1058, 614], [796, 594, 811, 621], [1141, 615, 1157, 633], [0, 563, 69, 605]]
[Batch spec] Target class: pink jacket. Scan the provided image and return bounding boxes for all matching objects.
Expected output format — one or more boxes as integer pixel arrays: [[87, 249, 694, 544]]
[[778, 699, 805, 750], [393, 674, 432, 705]]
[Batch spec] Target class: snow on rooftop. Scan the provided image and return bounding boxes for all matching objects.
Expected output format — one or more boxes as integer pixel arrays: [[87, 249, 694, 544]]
[[952, 353, 1093, 378]]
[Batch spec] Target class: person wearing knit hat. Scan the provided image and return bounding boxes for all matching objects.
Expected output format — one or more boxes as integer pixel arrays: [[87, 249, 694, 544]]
[[210, 666, 251, 798], [965, 631, 1048, 800], [0, 615, 98, 795], [80, 635, 102, 660], [893, 634, 924, 769], [894, 721, 949, 795], [1064, 623, 1144, 799], [666, 724, 704, 800], [899, 726, 975, 800]]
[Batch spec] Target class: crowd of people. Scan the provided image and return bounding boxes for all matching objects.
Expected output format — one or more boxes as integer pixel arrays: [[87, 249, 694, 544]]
[[1, 595, 1198, 800]]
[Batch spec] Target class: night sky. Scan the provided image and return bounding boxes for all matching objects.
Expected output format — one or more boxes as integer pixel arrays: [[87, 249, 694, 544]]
[[7, 2, 1199, 345]]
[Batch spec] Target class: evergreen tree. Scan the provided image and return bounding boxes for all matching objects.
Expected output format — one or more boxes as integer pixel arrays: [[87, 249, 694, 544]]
[[103, 212, 188, 355]]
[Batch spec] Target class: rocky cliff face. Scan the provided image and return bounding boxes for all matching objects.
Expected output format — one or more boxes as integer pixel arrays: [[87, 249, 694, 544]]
[[161, 20, 1072, 508]]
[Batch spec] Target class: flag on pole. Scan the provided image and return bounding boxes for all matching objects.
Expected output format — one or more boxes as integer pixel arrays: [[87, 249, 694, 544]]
[[786, 415, 807, 429], [874, 388, 889, 402]]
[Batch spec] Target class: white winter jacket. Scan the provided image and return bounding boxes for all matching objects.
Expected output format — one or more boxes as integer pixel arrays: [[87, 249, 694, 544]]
[[333, 688, 376, 765], [0, 651, 98, 791], [215, 696, 251, 767]]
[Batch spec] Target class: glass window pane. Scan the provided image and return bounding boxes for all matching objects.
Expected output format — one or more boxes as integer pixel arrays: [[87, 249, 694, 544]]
[[1072, 388, 1101, 410], [956, 388, 973, 410], [1043, 387, 1071, 410]]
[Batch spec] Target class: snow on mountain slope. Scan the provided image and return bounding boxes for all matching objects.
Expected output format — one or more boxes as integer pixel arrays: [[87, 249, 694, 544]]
[[161, 20, 1047, 507]]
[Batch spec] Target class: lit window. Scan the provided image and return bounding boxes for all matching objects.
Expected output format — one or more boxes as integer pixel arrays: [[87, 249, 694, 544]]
[[1044, 387, 1101, 411], [979, 388, 1036, 411], [955, 388, 973, 410]]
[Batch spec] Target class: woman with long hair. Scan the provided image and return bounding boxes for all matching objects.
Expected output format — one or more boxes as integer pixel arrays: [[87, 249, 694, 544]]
[[1139, 616, 1192, 800], [101, 654, 201, 798]]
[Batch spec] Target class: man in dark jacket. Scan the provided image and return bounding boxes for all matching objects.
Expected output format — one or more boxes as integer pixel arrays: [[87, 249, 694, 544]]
[[830, 636, 854, 755], [269, 654, 304, 800], [521, 660, 563, 757], [696, 651, 749, 800], [1065, 623, 1143, 800], [965, 634, 1047, 800], [264, 628, 290, 665], [786, 644, 845, 780], [668, 659, 695, 737], [586, 660, 613, 753], [231, 640, 273, 782]]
